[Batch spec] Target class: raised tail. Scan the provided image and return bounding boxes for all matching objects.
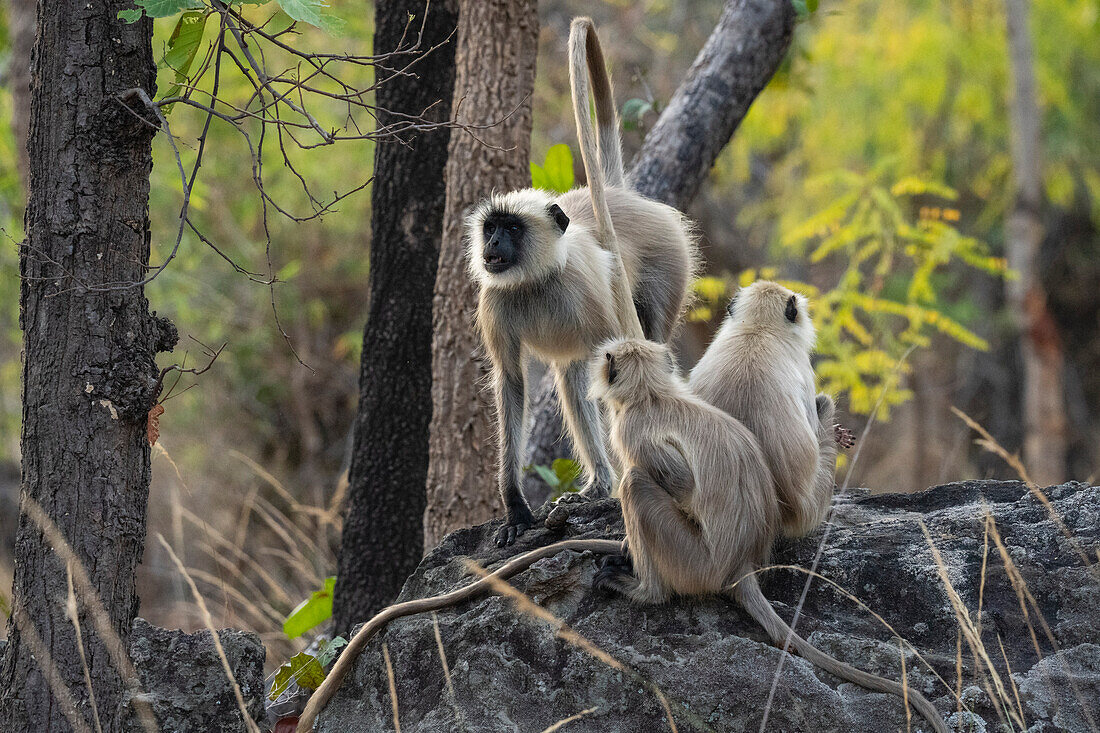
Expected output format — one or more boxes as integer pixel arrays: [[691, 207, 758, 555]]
[[568, 17, 643, 340], [568, 17, 625, 188], [734, 573, 948, 733]]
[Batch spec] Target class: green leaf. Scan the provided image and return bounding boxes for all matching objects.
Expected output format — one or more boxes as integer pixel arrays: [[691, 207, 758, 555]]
[[124, 0, 203, 20], [273, 0, 345, 33], [316, 636, 347, 667], [621, 98, 653, 131], [162, 11, 209, 109], [531, 464, 561, 488], [540, 144, 574, 194], [551, 458, 582, 490], [283, 576, 335, 639], [530, 161, 550, 192], [269, 652, 326, 699], [118, 8, 143, 22]]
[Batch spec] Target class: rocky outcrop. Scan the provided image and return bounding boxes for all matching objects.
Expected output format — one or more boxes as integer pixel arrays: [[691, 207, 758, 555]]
[[317, 480, 1100, 732], [119, 618, 266, 732]]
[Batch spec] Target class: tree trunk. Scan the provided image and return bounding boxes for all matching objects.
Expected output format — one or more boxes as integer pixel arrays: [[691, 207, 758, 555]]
[[424, 0, 538, 549], [522, 0, 796, 494], [0, 0, 174, 729], [1004, 0, 1065, 485], [333, 0, 458, 635]]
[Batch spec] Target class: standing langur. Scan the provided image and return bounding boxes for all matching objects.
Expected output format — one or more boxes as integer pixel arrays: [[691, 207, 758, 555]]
[[467, 18, 694, 546], [591, 338, 948, 733], [690, 281, 852, 538]]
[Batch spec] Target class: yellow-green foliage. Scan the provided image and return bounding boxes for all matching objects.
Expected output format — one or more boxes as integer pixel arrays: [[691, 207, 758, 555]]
[[693, 164, 1010, 420]]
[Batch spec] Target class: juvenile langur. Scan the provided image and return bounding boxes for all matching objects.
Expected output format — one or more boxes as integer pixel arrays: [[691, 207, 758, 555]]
[[295, 538, 623, 732], [689, 281, 851, 538], [468, 18, 694, 546], [591, 339, 948, 733]]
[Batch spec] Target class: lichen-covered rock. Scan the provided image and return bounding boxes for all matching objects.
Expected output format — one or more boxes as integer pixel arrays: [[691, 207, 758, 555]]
[[318, 481, 1100, 733], [119, 618, 266, 732]]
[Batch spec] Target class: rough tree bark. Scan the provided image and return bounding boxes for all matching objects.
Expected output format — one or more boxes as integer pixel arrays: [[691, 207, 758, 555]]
[[333, 0, 459, 634], [0, 0, 176, 729], [1003, 0, 1065, 485], [424, 0, 539, 549], [522, 0, 796, 500]]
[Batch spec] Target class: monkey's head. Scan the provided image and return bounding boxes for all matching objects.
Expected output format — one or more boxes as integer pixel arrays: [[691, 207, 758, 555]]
[[590, 337, 679, 406], [466, 189, 571, 288], [723, 280, 815, 350]]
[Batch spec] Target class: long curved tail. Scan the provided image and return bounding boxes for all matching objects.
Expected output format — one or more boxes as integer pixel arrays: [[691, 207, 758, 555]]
[[568, 17, 643, 339], [296, 538, 623, 732], [734, 573, 948, 733]]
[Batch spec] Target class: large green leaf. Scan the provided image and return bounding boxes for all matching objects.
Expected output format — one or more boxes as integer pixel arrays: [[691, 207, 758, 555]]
[[269, 652, 326, 699], [118, 0, 203, 21], [162, 11, 209, 110], [283, 576, 335, 639], [530, 144, 574, 194], [273, 0, 345, 33], [551, 458, 581, 490]]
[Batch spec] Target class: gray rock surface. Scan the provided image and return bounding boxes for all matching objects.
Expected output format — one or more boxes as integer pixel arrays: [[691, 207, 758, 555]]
[[119, 617, 266, 732], [318, 480, 1100, 732]]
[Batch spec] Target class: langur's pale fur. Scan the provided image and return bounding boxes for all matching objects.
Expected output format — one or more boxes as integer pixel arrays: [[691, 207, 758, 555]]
[[592, 338, 947, 733], [467, 18, 695, 546], [690, 281, 839, 537]]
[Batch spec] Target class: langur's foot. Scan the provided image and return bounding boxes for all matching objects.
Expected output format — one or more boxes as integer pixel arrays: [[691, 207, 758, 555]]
[[834, 422, 855, 450], [593, 561, 636, 595], [496, 505, 536, 547], [597, 553, 633, 573]]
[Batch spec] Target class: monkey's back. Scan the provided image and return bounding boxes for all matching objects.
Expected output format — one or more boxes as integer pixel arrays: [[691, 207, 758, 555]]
[[556, 186, 695, 342]]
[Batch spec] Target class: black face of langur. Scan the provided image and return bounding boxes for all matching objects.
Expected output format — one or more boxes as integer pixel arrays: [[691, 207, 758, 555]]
[[479, 204, 570, 274]]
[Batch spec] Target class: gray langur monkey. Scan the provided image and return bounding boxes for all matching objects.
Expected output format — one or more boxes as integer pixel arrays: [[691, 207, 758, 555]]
[[689, 281, 853, 538], [590, 338, 948, 733], [467, 17, 694, 547]]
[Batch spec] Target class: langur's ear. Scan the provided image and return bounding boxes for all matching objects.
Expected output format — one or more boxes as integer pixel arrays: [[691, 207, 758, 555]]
[[547, 203, 570, 233], [725, 288, 740, 317], [785, 294, 798, 323]]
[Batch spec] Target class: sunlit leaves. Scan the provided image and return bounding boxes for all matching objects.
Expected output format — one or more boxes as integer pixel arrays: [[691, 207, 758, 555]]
[[526, 458, 582, 500], [161, 11, 209, 111], [530, 144, 575, 195], [268, 637, 346, 699]]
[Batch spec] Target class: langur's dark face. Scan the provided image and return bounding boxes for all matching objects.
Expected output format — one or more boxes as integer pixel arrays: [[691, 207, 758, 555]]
[[481, 212, 526, 274]]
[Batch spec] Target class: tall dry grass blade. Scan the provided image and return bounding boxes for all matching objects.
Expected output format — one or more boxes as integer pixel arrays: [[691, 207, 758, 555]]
[[977, 517, 990, 638], [899, 640, 911, 733], [540, 706, 599, 732], [950, 406, 1094, 572], [431, 613, 466, 732], [181, 507, 295, 606], [197, 544, 286, 623], [382, 642, 402, 733], [11, 605, 94, 733], [67, 563, 104, 733], [233, 483, 261, 550], [919, 521, 1024, 729], [186, 566, 285, 629], [229, 448, 305, 513], [997, 634, 1027, 727], [466, 561, 696, 733], [157, 535, 262, 733], [22, 499, 159, 733], [955, 629, 964, 717], [985, 515, 1100, 732]]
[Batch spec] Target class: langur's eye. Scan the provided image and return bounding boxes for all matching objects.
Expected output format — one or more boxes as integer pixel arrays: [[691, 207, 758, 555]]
[[507, 224, 520, 233]]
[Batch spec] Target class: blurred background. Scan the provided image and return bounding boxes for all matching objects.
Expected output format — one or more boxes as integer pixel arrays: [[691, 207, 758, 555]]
[[0, 0, 1097, 664]]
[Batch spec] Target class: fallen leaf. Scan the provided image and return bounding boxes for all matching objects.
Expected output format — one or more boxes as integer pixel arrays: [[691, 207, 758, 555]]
[[147, 403, 165, 445]]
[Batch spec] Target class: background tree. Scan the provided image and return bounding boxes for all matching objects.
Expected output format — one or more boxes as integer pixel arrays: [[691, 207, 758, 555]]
[[1004, 0, 1065, 485], [333, 0, 458, 634], [0, 0, 174, 728], [424, 0, 539, 548]]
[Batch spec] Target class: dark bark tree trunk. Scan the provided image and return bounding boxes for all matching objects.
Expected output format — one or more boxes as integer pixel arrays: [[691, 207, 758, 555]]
[[523, 0, 796, 495], [1004, 0, 1065, 485], [0, 0, 175, 729], [333, 0, 458, 635], [424, 0, 538, 548]]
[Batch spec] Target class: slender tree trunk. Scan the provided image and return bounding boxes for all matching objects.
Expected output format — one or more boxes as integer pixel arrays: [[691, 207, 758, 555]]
[[424, 0, 538, 549], [333, 0, 458, 634], [0, 0, 175, 729], [1004, 0, 1065, 485], [523, 0, 796, 491]]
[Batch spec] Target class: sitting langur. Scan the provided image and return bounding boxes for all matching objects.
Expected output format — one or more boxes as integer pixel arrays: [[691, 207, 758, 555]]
[[689, 281, 852, 538], [468, 18, 694, 546], [591, 339, 947, 733]]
